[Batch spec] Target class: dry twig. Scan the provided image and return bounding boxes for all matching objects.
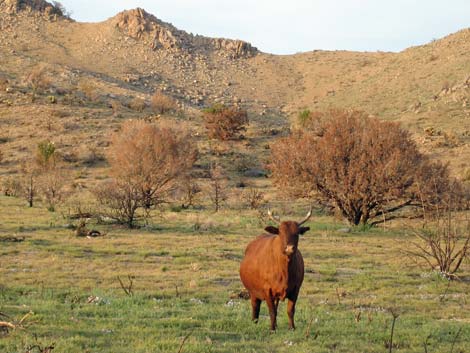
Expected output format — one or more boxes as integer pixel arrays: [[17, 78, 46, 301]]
[[117, 275, 134, 296], [450, 327, 462, 353], [177, 329, 194, 353], [386, 309, 400, 353], [0, 311, 34, 332]]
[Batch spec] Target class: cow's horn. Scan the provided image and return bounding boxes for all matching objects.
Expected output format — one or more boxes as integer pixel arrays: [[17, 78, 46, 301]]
[[298, 206, 313, 225], [267, 208, 281, 224]]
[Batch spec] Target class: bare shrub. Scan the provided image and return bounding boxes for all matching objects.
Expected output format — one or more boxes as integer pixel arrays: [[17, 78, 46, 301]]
[[178, 175, 201, 209], [42, 115, 58, 132], [78, 81, 100, 102], [270, 109, 462, 226], [2, 176, 22, 197], [38, 164, 68, 212], [404, 208, 470, 279], [62, 190, 98, 220], [129, 97, 146, 112], [462, 168, 470, 184], [208, 164, 228, 212], [19, 161, 39, 207], [109, 100, 123, 117], [98, 120, 197, 227], [203, 104, 248, 140], [19, 141, 67, 210], [24, 64, 52, 102], [95, 180, 142, 228], [79, 145, 105, 166], [234, 153, 256, 173], [151, 91, 177, 114], [242, 188, 266, 210], [0, 75, 9, 91]]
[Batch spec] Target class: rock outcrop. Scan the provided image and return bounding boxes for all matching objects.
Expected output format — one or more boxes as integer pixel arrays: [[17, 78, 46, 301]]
[[211, 38, 257, 59], [0, 0, 63, 18], [113, 8, 257, 58]]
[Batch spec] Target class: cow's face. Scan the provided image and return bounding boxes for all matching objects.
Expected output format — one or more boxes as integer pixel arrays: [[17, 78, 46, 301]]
[[265, 221, 310, 257]]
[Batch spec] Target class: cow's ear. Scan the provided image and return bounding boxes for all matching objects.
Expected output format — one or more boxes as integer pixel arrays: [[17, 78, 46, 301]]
[[299, 227, 310, 235], [265, 226, 279, 234]]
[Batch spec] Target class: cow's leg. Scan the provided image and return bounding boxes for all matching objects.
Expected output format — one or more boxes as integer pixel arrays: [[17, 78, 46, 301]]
[[250, 295, 261, 323], [266, 295, 278, 331], [287, 299, 297, 330]]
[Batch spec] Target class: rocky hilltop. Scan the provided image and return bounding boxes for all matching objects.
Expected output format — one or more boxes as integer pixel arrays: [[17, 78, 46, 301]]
[[113, 8, 257, 58], [0, 0, 63, 18]]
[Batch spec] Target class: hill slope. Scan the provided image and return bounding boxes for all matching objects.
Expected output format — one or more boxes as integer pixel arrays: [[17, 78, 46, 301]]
[[0, 0, 469, 180]]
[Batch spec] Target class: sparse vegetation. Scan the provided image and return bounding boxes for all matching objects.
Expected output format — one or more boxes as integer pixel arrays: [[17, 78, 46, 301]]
[[95, 179, 142, 227], [1, 6, 470, 353], [404, 208, 470, 279], [36, 140, 57, 171], [242, 188, 266, 210], [78, 80, 100, 102], [129, 97, 146, 112], [178, 174, 201, 209], [19, 160, 39, 207], [0, 75, 9, 91], [1, 176, 21, 197], [38, 163, 68, 212], [208, 163, 228, 212], [24, 64, 52, 102], [151, 90, 177, 114]]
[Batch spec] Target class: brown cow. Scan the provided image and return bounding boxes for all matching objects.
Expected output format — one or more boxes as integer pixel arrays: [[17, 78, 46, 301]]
[[239, 208, 312, 330]]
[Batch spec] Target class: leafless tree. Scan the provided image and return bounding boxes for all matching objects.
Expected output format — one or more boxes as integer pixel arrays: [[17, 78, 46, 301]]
[[208, 164, 228, 212], [242, 188, 266, 210], [20, 161, 38, 208]]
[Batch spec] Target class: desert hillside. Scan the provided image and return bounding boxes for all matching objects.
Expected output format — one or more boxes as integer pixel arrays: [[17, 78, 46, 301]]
[[1, 3, 470, 352], [0, 0, 469, 180]]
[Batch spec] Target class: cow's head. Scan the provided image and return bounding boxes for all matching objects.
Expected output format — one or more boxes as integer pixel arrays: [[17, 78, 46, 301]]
[[265, 208, 312, 257]]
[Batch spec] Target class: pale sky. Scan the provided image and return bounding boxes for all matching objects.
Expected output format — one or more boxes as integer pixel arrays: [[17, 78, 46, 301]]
[[59, 0, 470, 54]]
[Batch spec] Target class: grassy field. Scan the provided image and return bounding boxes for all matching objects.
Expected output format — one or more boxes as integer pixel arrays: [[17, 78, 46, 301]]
[[0, 196, 469, 353]]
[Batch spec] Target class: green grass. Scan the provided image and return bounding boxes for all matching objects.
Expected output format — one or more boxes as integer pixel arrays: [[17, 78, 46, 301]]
[[0, 196, 469, 352]]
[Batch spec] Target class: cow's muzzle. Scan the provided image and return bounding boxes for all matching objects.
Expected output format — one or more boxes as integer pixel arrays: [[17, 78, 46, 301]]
[[284, 245, 296, 256]]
